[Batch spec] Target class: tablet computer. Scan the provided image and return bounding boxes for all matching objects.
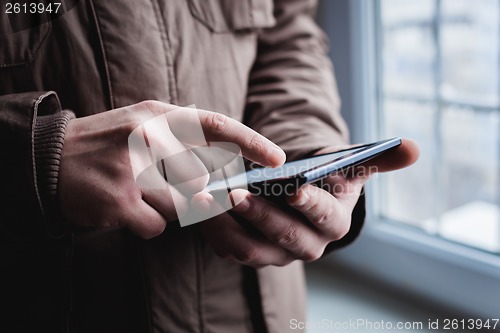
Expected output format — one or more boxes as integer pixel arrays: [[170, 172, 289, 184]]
[[205, 137, 401, 197]]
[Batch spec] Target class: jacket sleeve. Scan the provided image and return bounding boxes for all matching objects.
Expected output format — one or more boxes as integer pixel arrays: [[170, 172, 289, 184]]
[[0, 91, 74, 240], [244, 0, 365, 250]]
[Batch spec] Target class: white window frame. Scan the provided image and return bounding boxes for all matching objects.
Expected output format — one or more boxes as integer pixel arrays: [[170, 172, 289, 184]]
[[325, 0, 500, 319]]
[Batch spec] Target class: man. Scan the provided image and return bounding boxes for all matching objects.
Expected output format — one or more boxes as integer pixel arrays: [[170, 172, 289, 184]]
[[0, 0, 418, 332]]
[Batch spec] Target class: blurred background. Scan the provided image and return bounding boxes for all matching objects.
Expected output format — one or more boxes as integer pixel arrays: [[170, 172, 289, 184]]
[[307, 0, 500, 332]]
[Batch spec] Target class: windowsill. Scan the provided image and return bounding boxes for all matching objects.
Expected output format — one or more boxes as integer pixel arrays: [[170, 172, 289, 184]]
[[306, 260, 452, 333], [422, 201, 500, 253], [326, 220, 500, 319]]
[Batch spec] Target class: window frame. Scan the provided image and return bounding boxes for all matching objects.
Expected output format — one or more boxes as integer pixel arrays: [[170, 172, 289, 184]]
[[319, 0, 500, 319]]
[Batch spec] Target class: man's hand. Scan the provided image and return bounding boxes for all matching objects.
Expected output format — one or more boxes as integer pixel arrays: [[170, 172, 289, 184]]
[[58, 101, 286, 239], [194, 139, 420, 267]]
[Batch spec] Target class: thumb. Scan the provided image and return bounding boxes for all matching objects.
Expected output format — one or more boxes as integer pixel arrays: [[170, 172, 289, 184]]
[[360, 138, 420, 174]]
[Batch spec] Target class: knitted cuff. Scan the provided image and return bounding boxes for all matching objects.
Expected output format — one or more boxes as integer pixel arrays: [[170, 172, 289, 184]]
[[34, 110, 75, 236]]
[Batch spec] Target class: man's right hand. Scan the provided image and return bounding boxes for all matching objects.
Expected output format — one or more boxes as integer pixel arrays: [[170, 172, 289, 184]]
[[58, 101, 286, 239]]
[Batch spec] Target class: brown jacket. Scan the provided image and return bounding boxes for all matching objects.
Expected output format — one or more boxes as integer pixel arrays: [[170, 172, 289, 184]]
[[0, 0, 364, 332]]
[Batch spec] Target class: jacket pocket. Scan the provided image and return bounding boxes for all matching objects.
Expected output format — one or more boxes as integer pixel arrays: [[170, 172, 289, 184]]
[[188, 0, 275, 33], [0, 11, 51, 68]]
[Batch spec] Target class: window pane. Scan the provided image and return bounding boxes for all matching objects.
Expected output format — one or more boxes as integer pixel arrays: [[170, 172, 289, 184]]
[[441, 108, 499, 208], [380, 0, 436, 98], [377, 0, 500, 254], [436, 108, 500, 252], [381, 0, 434, 25], [380, 99, 437, 224], [441, 0, 500, 107]]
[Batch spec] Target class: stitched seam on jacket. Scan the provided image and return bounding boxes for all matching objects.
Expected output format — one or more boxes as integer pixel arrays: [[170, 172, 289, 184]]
[[66, 233, 75, 333], [150, 0, 178, 104], [136, 239, 154, 333], [194, 229, 205, 333], [0, 12, 52, 69], [247, 0, 253, 26], [28, 12, 53, 65], [88, 0, 115, 110]]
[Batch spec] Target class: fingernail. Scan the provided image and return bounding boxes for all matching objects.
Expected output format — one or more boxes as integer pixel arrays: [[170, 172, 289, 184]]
[[232, 197, 250, 213], [192, 197, 211, 212], [290, 191, 308, 207], [271, 145, 286, 166]]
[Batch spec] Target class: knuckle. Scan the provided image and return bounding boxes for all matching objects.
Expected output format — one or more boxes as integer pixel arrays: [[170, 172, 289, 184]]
[[112, 118, 144, 143], [247, 134, 266, 156], [213, 247, 234, 262], [316, 206, 335, 225], [275, 258, 295, 267], [332, 221, 350, 241], [307, 197, 321, 212], [301, 246, 325, 262], [251, 203, 270, 223], [206, 112, 228, 134], [137, 100, 176, 118], [138, 100, 163, 113], [144, 222, 166, 239], [121, 119, 143, 135], [221, 253, 235, 262], [116, 191, 139, 214], [271, 224, 300, 248], [234, 246, 260, 265]]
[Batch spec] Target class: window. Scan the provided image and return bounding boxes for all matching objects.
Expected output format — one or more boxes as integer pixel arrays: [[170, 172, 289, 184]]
[[377, 0, 500, 254], [317, 0, 500, 320]]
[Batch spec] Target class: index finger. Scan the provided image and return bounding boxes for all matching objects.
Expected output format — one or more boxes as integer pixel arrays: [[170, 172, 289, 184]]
[[168, 108, 286, 167], [200, 111, 287, 167]]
